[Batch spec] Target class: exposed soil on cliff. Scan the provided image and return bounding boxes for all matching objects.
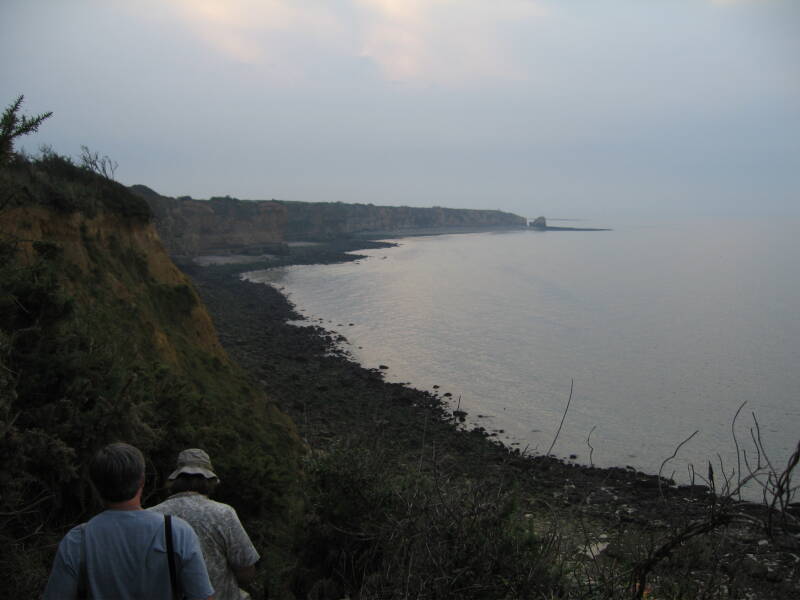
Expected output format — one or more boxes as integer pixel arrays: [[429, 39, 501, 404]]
[[180, 242, 799, 599]]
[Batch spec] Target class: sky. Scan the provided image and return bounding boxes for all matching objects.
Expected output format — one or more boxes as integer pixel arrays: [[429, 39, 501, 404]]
[[2, 0, 798, 219]]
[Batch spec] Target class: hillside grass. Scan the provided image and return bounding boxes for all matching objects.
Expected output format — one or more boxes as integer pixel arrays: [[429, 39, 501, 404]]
[[0, 152, 304, 598]]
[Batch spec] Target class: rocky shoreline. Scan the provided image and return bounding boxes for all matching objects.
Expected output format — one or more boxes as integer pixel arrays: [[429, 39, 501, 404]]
[[179, 239, 798, 598]]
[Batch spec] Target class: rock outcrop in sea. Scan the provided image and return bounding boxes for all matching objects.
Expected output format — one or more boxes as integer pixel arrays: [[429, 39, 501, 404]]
[[530, 215, 547, 228]]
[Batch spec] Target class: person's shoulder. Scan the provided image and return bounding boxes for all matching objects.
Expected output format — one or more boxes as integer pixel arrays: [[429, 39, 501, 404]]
[[204, 498, 239, 519], [148, 498, 174, 514], [59, 522, 86, 548], [92, 509, 163, 522], [85, 510, 163, 535]]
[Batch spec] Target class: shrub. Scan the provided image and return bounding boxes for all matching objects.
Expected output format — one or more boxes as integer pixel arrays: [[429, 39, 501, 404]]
[[0, 95, 52, 165], [296, 439, 564, 599]]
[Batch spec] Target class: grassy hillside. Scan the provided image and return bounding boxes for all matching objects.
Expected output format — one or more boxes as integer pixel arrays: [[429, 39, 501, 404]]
[[0, 152, 304, 598]]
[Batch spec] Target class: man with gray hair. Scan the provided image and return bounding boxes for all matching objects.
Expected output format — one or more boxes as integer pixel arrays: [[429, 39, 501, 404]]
[[44, 442, 215, 600]]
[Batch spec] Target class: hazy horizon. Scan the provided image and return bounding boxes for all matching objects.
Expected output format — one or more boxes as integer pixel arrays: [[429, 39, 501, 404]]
[[2, 0, 798, 219]]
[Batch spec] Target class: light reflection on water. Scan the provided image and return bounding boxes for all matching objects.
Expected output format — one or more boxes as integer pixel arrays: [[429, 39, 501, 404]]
[[245, 218, 800, 497]]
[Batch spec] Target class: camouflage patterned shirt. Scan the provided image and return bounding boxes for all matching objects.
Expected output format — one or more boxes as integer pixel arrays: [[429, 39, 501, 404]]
[[150, 492, 260, 600]]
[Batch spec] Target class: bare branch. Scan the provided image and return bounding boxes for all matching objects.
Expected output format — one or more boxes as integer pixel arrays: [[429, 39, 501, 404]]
[[546, 379, 573, 457], [731, 400, 747, 501], [657, 430, 698, 496], [80, 145, 118, 180], [586, 425, 596, 468]]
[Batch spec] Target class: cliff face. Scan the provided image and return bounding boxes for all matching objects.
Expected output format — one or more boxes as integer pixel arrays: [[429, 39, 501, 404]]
[[0, 204, 226, 367], [1, 155, 302, 597], [280, 201, 527, 240], [132, 185, 286, 255], [134, 185, 526, 255]]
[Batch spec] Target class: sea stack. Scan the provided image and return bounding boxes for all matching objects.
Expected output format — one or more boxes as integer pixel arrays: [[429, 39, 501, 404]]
[[530, 216, 547, 229]]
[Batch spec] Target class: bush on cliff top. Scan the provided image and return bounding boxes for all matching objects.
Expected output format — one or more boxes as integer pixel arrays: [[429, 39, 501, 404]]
[[2, 149, 151, 221]]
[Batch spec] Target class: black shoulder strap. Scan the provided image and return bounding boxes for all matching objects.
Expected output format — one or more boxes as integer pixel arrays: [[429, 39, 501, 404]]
[[77, 524, 89, 599], [164, 514, 180, 600]]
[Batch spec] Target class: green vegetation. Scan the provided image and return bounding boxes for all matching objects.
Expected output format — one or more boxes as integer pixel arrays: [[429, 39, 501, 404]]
[[0, 148, 304, 598], [296, 439, 564, 599], [0, 95, 52, 165], [3, 148, 151, 220]]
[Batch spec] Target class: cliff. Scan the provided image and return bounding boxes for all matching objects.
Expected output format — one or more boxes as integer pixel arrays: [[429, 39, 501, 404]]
[[131, 185, 286, 255], [279, 200, 527, 241], [0, 154, 303, 597], [133, 186, 526, 255]]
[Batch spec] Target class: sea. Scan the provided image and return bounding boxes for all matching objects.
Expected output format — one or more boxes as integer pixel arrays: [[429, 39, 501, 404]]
[[244, 216, 800, 496]]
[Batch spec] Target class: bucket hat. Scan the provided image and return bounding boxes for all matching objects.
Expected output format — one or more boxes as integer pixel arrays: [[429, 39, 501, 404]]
[[168, 448, 218, 480]]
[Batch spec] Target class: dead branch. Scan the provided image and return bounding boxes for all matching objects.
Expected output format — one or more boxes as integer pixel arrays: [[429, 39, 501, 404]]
[[657, 429, 698, 497], [731, 400, 747, 501], [546, 379, 573, 457], [586, 425, 596, 468]]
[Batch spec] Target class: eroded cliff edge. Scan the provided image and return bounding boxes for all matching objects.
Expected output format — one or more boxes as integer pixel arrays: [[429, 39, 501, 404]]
[[131, 185, 527, 256], [1, 155, 304, 598], [130, 185, 287, 255]]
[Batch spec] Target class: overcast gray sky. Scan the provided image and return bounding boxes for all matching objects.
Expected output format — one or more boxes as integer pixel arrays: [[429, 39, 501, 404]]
[[2, 0, 798, 219]]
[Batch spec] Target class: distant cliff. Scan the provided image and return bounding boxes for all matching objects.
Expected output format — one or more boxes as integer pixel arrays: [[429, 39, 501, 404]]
[[130, 185, 286, 255], [133, 186, 526, 255], [279, 200, 527, 241]]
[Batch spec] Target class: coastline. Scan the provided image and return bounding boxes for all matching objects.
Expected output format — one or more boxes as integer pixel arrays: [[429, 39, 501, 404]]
[[178, 238, 798, 597]]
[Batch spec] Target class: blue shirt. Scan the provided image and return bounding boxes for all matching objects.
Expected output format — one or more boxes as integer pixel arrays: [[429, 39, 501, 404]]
[[43, 509, 214, 600]]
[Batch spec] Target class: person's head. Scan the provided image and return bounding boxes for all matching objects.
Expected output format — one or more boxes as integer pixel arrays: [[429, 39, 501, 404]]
[[168, 473, 219, 496], [167, 448, 219, 496], [89, 443, 145, 504]]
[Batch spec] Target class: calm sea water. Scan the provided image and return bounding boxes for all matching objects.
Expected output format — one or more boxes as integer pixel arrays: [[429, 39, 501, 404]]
[[246, 217, 800, 491]]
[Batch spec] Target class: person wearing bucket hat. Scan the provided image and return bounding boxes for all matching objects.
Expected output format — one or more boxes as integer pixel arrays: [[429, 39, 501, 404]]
[[168, 449, 220, 481], [151, 449, 260, 600]]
